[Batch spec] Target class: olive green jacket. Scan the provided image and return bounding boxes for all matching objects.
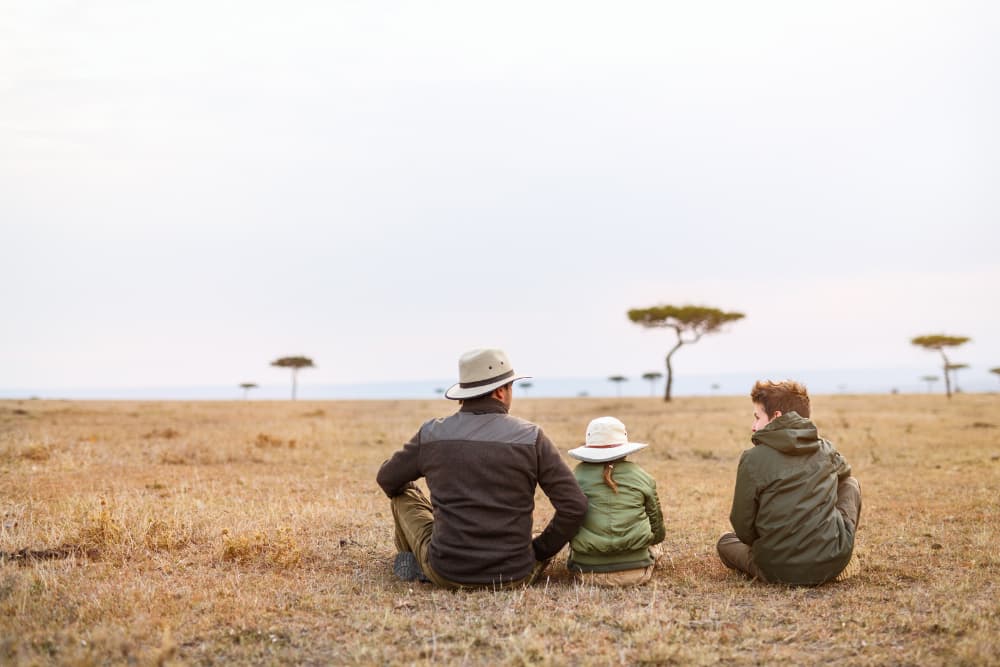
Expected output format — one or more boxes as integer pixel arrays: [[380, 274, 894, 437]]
[[568, 460, 665, 572], [730, 412, 855, 585]]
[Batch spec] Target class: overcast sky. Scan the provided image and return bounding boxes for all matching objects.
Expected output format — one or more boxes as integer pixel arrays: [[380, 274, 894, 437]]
[[2, 1, 998, 394]]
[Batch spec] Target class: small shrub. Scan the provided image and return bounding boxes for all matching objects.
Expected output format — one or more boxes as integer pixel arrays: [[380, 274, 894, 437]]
[[253, 433, 295, 449], [21, 444, 51, 462], [143, 428, 180, 439]]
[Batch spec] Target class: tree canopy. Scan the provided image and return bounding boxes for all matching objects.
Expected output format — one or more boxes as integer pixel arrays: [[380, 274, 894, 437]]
[[607, 375, 627, 398], [641, 371, 663, 397], [628, 304, 745, 401], [271, 356, 316, 400], [911, 335, 969, 399]]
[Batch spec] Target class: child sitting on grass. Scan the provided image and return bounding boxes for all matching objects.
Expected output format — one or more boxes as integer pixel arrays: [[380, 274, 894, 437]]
[[566, 416, 665, 586], [717, 380, 862, 585]]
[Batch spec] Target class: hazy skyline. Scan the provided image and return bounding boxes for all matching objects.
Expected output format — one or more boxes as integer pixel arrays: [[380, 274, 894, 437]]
[[2, 1, 998, 396]]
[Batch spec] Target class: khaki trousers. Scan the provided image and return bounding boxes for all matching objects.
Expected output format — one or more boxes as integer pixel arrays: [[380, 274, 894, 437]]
[[717, 476, 862, 581], [571, 544, 663, 587], [390, 486, 537, 589]]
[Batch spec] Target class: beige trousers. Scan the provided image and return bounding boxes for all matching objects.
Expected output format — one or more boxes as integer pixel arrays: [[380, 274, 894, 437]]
[[390, 486, 539, 589], [571, 544, 663, 587], [717, 476, 862, 582]]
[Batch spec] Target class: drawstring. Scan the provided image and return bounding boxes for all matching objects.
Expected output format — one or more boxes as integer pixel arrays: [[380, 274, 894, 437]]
[[602, 463, 619, 494]]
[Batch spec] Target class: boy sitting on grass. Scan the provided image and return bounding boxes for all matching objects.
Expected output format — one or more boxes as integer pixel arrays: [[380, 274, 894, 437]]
[[717, 380, 862, 585]]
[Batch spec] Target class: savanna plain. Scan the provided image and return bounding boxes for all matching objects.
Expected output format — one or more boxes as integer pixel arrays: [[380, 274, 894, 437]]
[[1, 393, 998, 666]]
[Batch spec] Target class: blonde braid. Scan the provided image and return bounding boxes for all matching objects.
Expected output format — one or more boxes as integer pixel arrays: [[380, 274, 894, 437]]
[[602, 463, 619, 494]]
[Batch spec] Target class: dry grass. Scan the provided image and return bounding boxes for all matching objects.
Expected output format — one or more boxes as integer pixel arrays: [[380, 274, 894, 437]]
[[1, 394, 998, 665]]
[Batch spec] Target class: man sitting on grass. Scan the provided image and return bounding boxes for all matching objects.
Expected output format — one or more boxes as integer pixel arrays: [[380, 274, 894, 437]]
[[377, 348, 588, 588], [717, 380, 862, 585]]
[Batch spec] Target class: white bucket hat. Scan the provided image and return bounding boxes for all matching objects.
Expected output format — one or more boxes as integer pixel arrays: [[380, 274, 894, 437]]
[[568, 416, 648, 463], [444, 348, 531, 400]]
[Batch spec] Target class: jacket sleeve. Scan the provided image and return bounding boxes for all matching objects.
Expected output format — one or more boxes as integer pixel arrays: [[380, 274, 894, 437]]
[[531, 431, 588, 561], [729, 450, 760, 546], [824, 439, 852, 481], [644, 480, 666, 545], [375, 428, 423, 497]]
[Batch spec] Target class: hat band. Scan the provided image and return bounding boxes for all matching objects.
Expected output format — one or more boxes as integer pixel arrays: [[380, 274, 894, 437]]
[[459, 369, 515, 389], [585, 443, 625, 448]]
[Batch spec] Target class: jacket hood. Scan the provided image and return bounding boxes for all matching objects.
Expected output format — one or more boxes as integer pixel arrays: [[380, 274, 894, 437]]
[[751, 411, 820, 455]]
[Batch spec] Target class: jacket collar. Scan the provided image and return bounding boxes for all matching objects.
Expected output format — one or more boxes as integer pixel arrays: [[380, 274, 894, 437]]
[[459, 395, 509, 415]]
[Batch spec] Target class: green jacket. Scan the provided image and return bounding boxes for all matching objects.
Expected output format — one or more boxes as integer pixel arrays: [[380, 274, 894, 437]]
[[730, 412, 855, 585], [568, 460, 665, 572]]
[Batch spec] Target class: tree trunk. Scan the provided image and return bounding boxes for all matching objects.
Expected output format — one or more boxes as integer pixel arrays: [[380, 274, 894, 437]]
[[663, 334, 684, 402], [938, 349, 952, 399], [291, 368, 299, 400]]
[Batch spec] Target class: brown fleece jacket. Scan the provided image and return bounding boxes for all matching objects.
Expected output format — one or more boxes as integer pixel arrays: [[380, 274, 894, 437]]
[[377, 396, 588, 585]]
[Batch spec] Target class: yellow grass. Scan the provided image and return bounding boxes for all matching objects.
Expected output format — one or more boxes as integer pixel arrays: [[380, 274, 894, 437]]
[[1, 394, 998, 665]]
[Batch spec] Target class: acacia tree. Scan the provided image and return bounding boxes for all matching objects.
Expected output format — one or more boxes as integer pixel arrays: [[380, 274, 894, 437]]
[[519, 381, 533, 397], [946, 363, 969, 394], [991, 367, 1000, 385], [608, 375, 627, 398], [920, 375, 939, 394], [911, 335, 970, 399], [628, 305, 745, 402], [271, 356, 316, 400], [239, 382, 258, 400], [641, 371, 663, 397]]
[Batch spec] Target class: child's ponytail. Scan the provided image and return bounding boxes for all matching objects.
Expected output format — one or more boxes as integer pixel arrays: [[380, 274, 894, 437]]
[[602, 463, 619, 494]]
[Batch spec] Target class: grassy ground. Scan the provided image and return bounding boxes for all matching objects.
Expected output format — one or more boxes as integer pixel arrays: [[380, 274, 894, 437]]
[[1, 393, 998, 665]]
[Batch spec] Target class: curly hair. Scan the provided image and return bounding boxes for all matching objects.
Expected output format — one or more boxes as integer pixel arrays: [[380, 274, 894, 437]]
[[750, 380, 811, 418]]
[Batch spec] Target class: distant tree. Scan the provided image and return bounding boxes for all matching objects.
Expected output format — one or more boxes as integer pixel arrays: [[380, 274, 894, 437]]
[[628, 304, 745, 402], [920, 375, 939, 394], [946, 363, 969, 393], [519, 381, 533, 397], [270, 356, 316, 400], [710, 383, 721, 392], [911, 335, 970, 398], [991, 367, 1000, 385], [434, 387, 445, 396], [608, 375, 628, 398], [239, 382, 258, 400], [641, 372, 663, 397]]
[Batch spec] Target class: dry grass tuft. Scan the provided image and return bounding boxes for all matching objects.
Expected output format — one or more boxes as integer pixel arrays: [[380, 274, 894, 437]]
[[143, 428, 180, 439], [75, 498, 127, 557], [253, 432, 295, 448], [220, 527, 303, 568]]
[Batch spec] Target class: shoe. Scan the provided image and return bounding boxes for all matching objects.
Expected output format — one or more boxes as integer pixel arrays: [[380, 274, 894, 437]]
[[393, 551, 429, 582]]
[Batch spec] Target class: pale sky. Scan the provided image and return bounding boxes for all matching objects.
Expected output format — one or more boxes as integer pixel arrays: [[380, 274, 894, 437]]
[[2, 1, 998, 394]]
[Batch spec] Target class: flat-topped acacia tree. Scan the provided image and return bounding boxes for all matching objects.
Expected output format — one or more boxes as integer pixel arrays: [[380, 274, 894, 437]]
[[911, 335, 970, 399], [641, 371, 663, 397], [946, 363, 969, 393], [270, 356, 315, 400], [628, 305, 744, 402], [239, 382, 258, 400]]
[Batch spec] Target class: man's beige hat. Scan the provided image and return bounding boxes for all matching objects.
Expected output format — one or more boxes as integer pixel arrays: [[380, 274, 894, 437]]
[[568, 416, 648, 463], [444, 348, 532, 400]]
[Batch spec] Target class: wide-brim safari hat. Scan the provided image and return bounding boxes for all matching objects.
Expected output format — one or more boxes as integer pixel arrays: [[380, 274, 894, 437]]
[[444, 348, 531, 400], [568, 416, 648, 463]]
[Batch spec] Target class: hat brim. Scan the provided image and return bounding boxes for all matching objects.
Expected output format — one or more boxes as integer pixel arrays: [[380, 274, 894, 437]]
[[444, 374, 532, 400], [568, 442, 648, 463]]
